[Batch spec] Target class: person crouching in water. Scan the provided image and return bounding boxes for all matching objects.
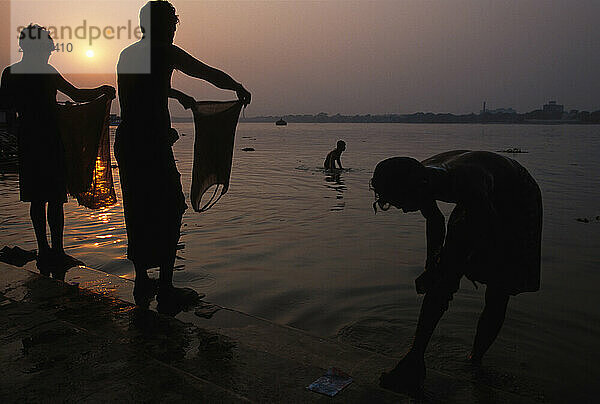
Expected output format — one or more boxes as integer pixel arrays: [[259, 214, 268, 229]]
[[0, 25, 115, 275], [370, 150, 542, 393], [324, 140, 346, 170]]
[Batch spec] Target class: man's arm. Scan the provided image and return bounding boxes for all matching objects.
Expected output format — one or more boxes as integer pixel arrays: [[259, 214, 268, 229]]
[[336, 156, 343, 169], [420, 200, 445, 271], [169, 88, 195, 109], [0, 90, 12, 110], [414, 200, 446, 294], [171, 45, 251, 106], [0, 69, 14, 109], [0, 69, 17, 131], [55, 70, 115, 102]]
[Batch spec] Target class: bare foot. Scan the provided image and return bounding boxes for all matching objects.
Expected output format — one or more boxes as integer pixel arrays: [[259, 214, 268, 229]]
[[157, 286, 205, 316], [54, 252, 84, 270], [133, 278, 159, 308], [379, 351, 426, 393], [35, 250, 53, 277], [46, 252, 83, 280]]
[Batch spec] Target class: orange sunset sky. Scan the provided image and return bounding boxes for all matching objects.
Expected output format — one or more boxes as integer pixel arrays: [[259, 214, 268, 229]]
[[1, 0, 599, 116]]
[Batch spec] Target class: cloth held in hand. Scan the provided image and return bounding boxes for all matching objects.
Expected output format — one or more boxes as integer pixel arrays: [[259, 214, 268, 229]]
[[190, 101, 243, 212], [57, 95, 117, 209]]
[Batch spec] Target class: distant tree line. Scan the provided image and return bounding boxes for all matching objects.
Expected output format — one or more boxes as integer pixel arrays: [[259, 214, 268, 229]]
[[240, 110, 600, 124]]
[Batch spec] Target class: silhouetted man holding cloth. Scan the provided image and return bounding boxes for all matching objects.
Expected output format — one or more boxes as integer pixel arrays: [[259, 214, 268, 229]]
[[115, 1, 250, 312]]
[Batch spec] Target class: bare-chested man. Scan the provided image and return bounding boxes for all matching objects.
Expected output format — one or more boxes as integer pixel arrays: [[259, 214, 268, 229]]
[[115, 1, 251, 313], [324, 140, 346, 170], [370, 150, 542, 393]]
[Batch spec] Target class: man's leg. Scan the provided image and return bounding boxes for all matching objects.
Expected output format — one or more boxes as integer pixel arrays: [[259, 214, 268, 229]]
[[30, 201, 50, 254], [47, 201, 64, 253], [135, 263, 150, 282], [411, 283, 456, 356], [469, 286, 510, 363], [158, 253, 175, 290], [47, 201, 84, 275], [133, 262, 157, 307], [380, 275, 460, 392], [156, 249, 201, 315]]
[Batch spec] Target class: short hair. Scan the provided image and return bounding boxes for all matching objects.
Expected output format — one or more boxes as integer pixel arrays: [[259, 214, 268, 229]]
[[19, 24, 54, 54], [337, 140, 346, 148], [370, 157, 426, 204], [139, 1, 179, 35]]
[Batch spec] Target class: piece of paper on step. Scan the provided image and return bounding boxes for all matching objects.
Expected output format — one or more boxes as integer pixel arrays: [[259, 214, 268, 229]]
[[306, 367, 353, 397]]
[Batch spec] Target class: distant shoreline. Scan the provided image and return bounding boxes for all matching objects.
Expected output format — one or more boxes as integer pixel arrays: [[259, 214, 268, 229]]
[[169, 111, 600, 125], [169, 117, 600, 125], [238, 120, 600, 125]]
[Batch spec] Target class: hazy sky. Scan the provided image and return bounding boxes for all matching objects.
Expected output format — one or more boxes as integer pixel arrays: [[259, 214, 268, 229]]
[[2, 0, 599, 116]]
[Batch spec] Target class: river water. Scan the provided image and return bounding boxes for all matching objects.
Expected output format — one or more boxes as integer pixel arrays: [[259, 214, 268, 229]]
[[1, 123, 599, 401]]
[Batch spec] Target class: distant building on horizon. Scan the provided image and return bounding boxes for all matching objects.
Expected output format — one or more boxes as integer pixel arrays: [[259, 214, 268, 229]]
[[543, 100, 564, 119], [480, 102, 516, 115]]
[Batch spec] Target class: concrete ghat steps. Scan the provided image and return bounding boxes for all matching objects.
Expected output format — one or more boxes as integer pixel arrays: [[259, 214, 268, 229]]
[[0, 263, 537, 403]]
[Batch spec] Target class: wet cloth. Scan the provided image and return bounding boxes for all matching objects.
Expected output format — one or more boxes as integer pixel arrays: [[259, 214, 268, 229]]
[[15, 117, 66, 203], [57, 95, 117, 209], [437, 164, 542, 296], [114, 123, 186, 269], [190, 101, 243, 212], [115, 42, 188, 269]]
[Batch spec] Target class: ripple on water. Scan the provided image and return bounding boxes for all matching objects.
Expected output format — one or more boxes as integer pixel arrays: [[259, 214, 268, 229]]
[[1, 123, 600, 400]]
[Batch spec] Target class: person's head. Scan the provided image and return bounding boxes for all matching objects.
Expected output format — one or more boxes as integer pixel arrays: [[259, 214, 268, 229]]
[[336, 140, 346, 152], [139, 1, 179, 44], [19, 24, 54, 63], [370, 157, 430, 213]]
